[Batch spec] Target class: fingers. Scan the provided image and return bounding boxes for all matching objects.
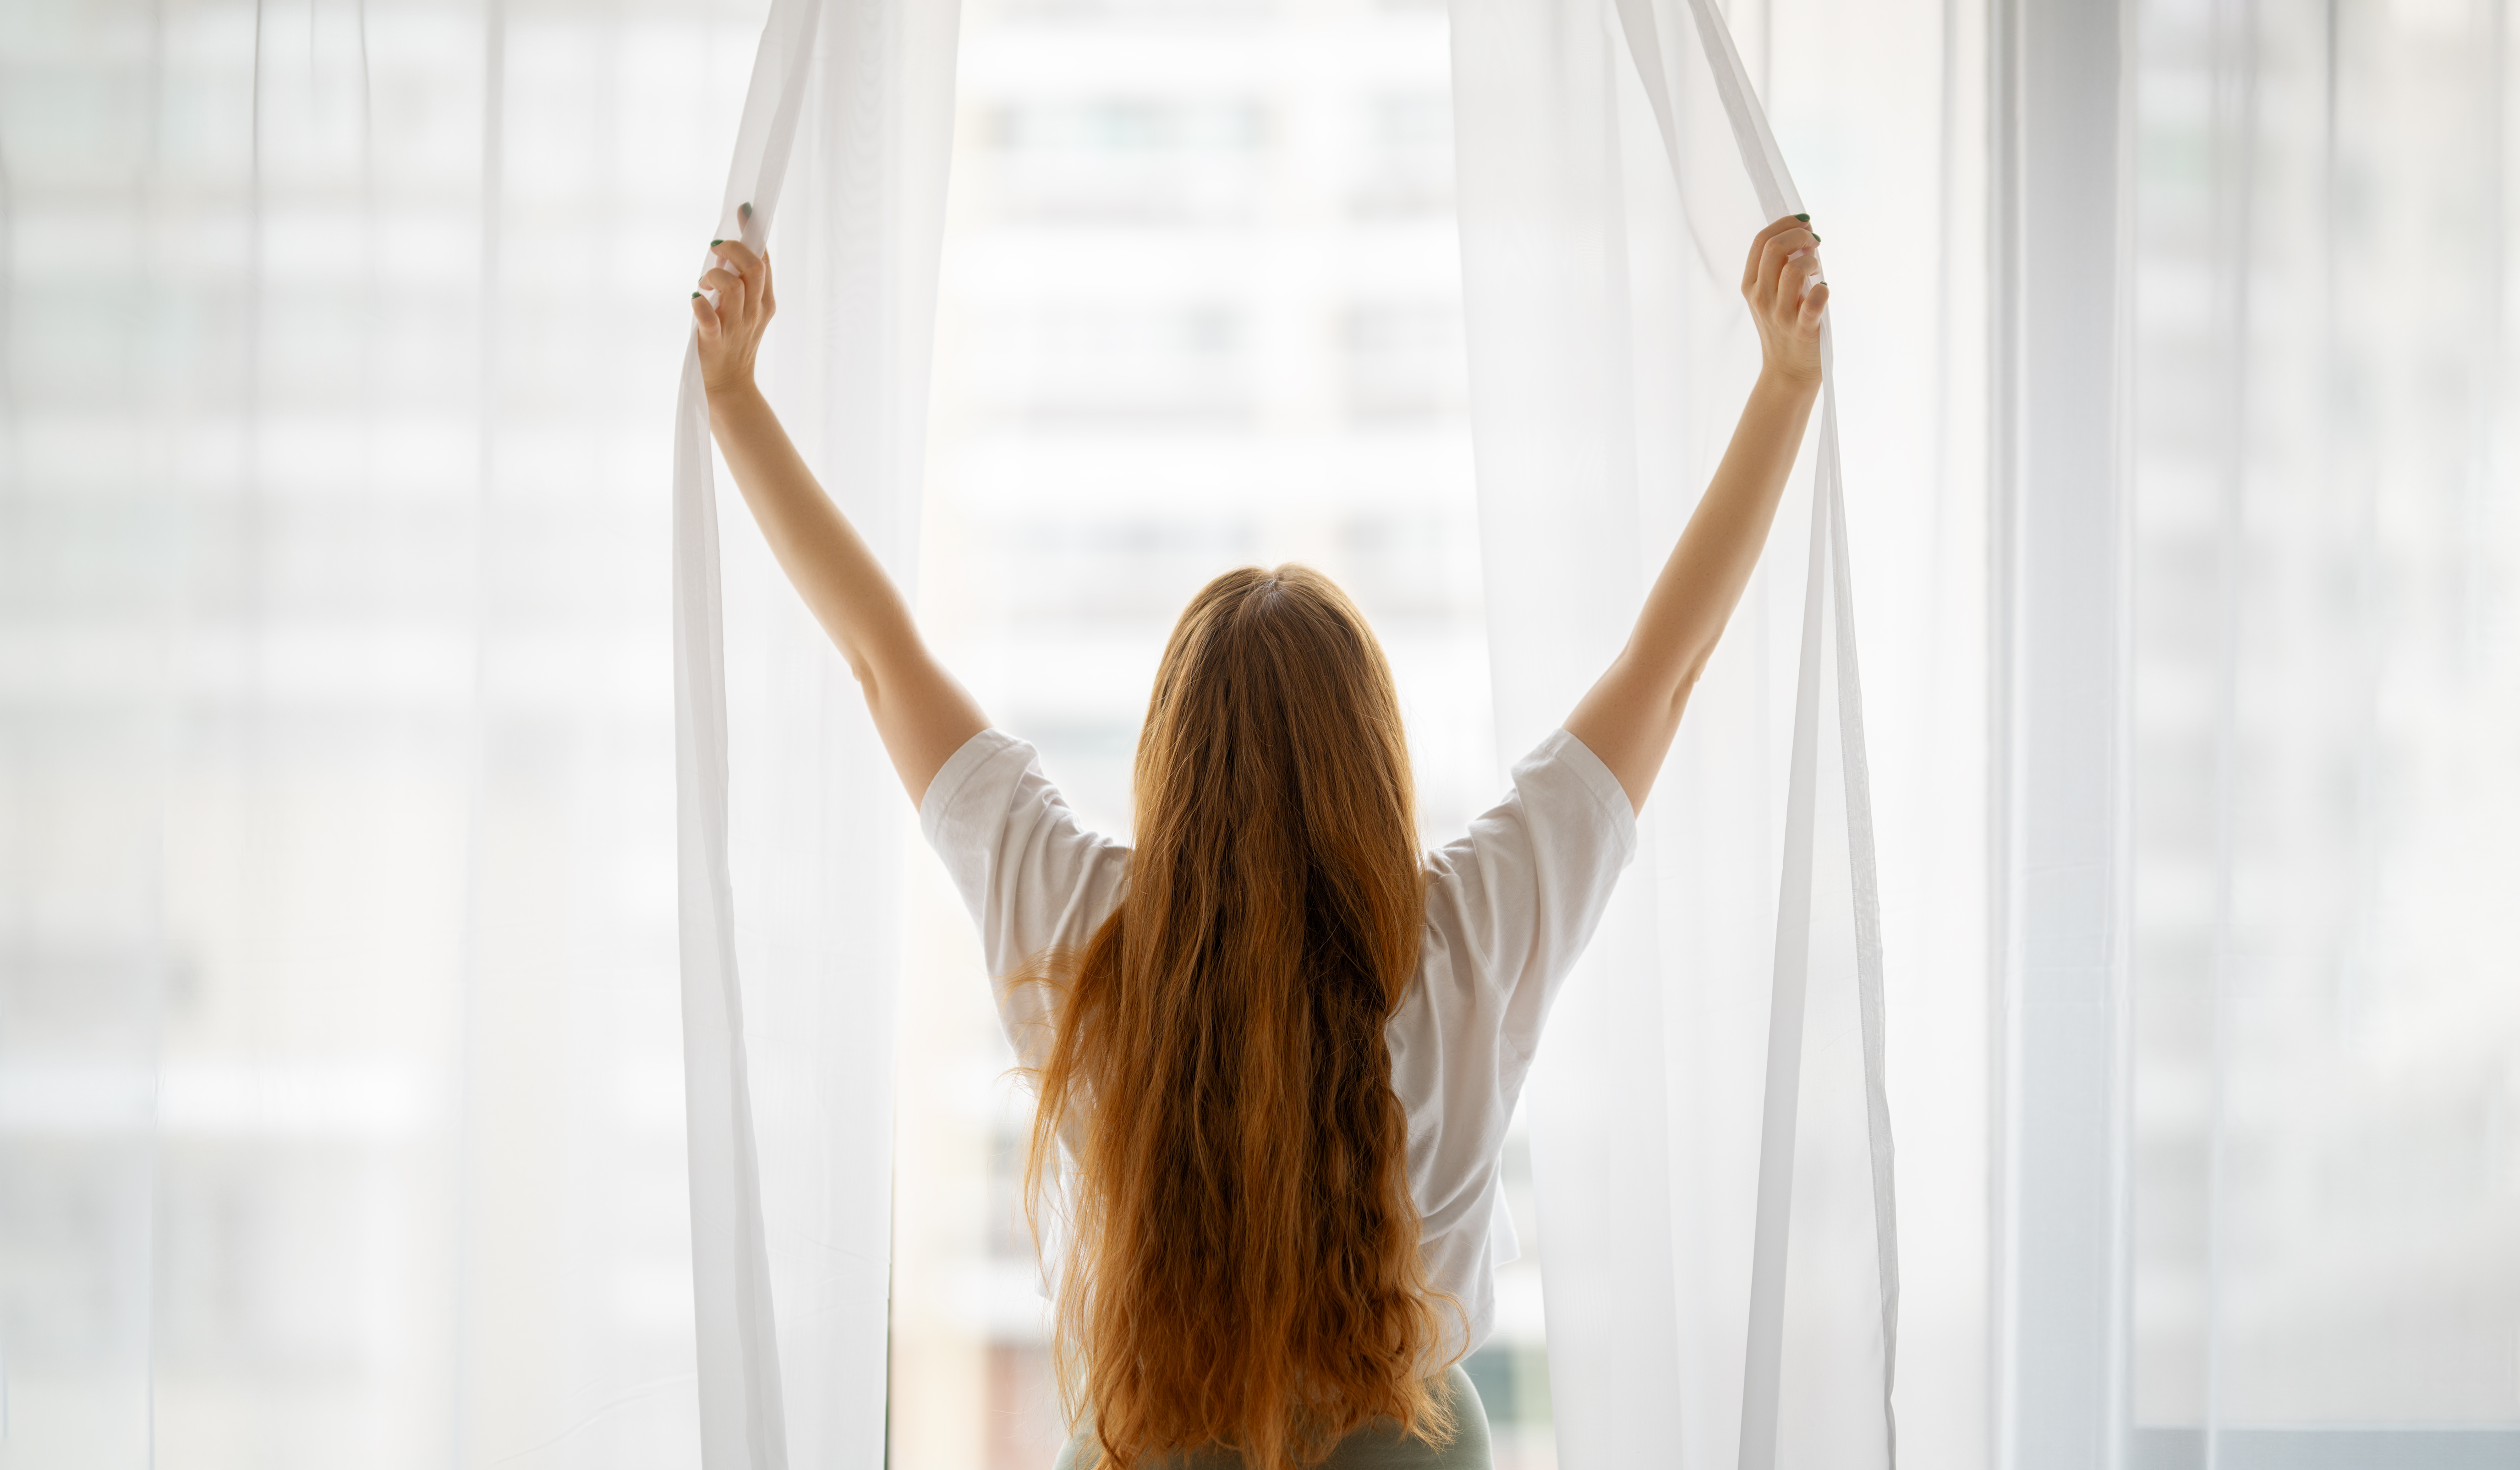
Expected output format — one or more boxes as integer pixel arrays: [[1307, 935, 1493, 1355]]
[[704, 239, 775, 323], [1742, 214, 1798, 292], [691, 224, 769, 362], [1750, 225, 1819, 312], [1767, 241, 1820, 313], [700, 265, 748, 323], [1737, 218, 1829, 383], [1797, 279, 1831, 330], [1741, 213, 1810, 293]]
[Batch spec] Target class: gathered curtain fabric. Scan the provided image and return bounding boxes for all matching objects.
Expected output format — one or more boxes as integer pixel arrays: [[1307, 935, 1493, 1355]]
[[0, 0, 952, 1462], [673, 0, 959, 1464], [1444, 0, 1965, 1463], [2122, 0, 2520, 1442]]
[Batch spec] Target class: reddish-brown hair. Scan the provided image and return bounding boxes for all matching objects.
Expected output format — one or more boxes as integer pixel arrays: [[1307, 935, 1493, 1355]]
[[1019, 565, 1457, 1468]]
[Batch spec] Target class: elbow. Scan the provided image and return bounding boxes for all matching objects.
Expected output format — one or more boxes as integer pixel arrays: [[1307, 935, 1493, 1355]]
[[1619, 634, 1714, 721], [844, 650, 882, 697], [1665, 652, 1710, 723]]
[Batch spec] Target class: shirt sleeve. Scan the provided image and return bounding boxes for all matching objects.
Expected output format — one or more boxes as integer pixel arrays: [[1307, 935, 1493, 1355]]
[[919, 729, 1131, 1070], [1421, 727, 1638, 1065]]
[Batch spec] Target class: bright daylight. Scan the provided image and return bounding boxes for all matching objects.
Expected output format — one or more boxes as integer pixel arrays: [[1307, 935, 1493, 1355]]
[[2, 0, 2516, 1467]]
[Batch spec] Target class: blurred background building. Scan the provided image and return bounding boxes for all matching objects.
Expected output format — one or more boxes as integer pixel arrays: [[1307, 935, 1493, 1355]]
[[2126, 0, 2520, 1432]]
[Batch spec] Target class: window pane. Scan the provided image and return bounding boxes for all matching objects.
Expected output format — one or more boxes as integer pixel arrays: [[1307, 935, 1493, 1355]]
[[2133, 0, 2520, 1429]]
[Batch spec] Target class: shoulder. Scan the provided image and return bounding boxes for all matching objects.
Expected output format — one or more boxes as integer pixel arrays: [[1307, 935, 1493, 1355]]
[[1500, 727, 1637, 854], [1423, 728, 1636, 919], [919, 727, 1038, 847], [917, 727, 1131, 983], [1407, 727, 1637, 1047]]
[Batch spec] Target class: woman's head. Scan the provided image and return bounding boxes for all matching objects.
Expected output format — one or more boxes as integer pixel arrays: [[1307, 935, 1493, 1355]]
[[1024, 564, 1455, 1468], [1134, 565, 1416, 931]]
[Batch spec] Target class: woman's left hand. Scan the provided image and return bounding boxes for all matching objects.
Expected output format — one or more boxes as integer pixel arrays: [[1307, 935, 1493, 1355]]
[[1742, 214, 1827, 387]]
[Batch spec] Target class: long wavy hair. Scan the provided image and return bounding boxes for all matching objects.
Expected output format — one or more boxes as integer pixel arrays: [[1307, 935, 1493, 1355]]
[[1018, 565, 1458, 1469]]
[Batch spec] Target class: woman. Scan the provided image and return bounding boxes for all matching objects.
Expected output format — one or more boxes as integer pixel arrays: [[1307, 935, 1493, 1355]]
[[693, 215, 1827, 1469]]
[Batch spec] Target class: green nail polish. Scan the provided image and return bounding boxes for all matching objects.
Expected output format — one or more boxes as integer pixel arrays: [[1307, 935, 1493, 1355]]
[[710, 239, 724, 246], [739, 201, 753, 220], [1811, 233, 1821, 242], [1794, 213, 1810, 222], [692, 291, 702, 298]]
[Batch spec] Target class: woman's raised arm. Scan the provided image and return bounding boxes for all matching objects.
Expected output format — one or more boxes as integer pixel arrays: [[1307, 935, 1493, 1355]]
[[1563, 216, 1828, 813], [694, 239, 988, 806]]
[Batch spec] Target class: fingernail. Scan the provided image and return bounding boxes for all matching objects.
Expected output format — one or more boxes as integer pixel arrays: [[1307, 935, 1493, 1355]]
[[692, 291, 702, 298], [1794, 213, 1810, 222], [1812, 233, 1822, 242], [710, 239, 724, 247], [739, 202, 753, 220]]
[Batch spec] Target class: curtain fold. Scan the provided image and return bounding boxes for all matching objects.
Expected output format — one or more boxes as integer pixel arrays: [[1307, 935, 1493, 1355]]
[[0, 0, 953, 1460], [675, 0, 959, 1465], [1449, 0, 1979, 1463], [2128, 0, 2520, 1442], [1446, 7, 1689, 1459]]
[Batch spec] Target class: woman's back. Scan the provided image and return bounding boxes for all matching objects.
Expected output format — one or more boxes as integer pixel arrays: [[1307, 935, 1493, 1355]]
[[919, 565, 1638, 1470], [921, 715, 1634, 1371]]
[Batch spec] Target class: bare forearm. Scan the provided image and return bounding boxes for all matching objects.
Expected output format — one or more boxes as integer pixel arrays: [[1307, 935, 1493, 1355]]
[[704, 383, 985, 800], [708, 385, 912, 679], [1567, 368, 1818, 809], [1633, 370, 1816, 690], [692, 240, 985, 803]]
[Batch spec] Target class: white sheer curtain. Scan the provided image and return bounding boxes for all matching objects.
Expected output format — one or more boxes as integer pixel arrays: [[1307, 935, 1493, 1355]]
[[0, 0, 947, 1462], [674, 0, 956, 1462], [1996, 0, 2520, 1463], [1446, 0, 1986, 1465], [2128, 0, 2520, 1458], [27, 0, 2520, 1463]]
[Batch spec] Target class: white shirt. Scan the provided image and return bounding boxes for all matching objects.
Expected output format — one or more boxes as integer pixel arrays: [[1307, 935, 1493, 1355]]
[[919, 725, 1636, 1362]]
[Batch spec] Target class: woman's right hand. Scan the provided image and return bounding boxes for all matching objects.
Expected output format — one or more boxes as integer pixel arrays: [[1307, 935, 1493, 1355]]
[[693, 239, 775, 398], [1742, 214, 1827, 387], [1566, 217, 1825, 811]]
